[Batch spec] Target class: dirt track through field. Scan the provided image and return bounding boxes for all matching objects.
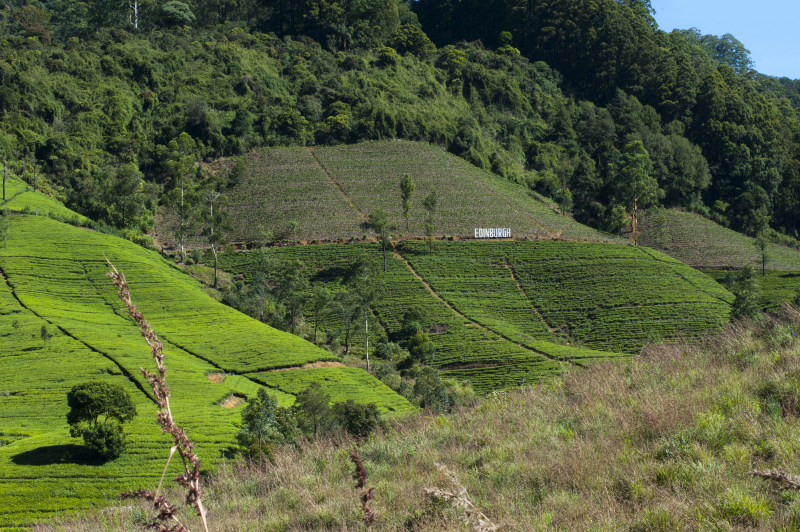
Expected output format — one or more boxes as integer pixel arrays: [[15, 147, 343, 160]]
[[308, 147, 367, 221]]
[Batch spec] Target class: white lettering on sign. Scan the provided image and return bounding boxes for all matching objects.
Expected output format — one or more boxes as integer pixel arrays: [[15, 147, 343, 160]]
[[474, 228, 512, 239]]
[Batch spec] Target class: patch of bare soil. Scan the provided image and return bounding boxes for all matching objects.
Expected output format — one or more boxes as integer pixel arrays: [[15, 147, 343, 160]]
[[207, 373, 226, 383], [271, 361, 345, 372], [220, 395, 244, 408]]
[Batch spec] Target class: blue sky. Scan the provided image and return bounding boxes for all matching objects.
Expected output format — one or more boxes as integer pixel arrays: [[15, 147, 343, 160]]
[[650, 0, 800, 79]]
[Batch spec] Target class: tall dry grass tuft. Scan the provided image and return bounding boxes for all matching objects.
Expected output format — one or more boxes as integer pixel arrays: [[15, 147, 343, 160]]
[[107, 260, 209, 532]]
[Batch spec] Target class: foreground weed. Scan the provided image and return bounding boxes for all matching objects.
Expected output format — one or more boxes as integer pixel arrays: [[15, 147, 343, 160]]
[[350, 450, 376, 530], [107, 260, 209, 532], [424, 463, 498, 532]]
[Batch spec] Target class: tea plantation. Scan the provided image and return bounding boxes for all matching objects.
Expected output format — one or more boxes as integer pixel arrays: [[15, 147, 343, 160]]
[[213, 140, 622, 244], [0, 214, 413, 529], [219, 239, 732, 391], [639, 209, 800, 270]]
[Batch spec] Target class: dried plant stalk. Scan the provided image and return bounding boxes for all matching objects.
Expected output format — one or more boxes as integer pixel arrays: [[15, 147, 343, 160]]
[[750, 469, 800, 490], [107, 260, 209, 532], [424, 463, 498, 532], [350, 450, 377, 529]]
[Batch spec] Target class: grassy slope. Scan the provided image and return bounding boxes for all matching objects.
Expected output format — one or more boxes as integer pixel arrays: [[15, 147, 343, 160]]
[[217, 140, 621, 244], [1, 174, 91, 225], [38, 313, 800, 531], [639, 209, 800, 270], [0, 215, 412, 529], [220, 240, 731, 392]]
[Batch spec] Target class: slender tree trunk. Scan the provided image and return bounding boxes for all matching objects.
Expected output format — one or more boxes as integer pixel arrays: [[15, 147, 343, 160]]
[[213, 247, 219, 289], [382, 238, 386, 272], [364, 308, 370, 372], [3, 160, 6, 201]]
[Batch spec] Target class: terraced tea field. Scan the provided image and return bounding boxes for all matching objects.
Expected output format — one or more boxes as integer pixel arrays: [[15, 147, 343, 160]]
[[639, 209, 800, 270], [704, 269, 800, 311], [220, 239, 731, 391], [1, 174, 90, 225], [208, 140, 622, 244], [0, 215, 412, 529]]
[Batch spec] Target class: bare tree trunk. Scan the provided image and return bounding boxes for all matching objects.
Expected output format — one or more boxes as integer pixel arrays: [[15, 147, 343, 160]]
[[364, 308, 370, 372]]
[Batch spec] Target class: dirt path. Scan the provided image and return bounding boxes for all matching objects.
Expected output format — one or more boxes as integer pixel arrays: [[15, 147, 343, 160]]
[[390, 243, 580, 367], [308, 147, 367, 221]]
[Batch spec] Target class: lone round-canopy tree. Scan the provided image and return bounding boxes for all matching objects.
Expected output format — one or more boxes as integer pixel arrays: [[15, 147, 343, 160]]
[[66, 381, 136, 460]]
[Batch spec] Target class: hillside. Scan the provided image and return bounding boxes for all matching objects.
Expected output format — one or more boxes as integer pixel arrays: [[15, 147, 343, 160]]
[[0, 213, 413, 529], [639, 209, 800, 270], [157, 140, 623, 245], [36, 313, 800, 531], [219, 239, 732, 392]]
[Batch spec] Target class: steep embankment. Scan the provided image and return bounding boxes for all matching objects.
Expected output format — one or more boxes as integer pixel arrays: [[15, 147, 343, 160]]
[[0, 213, 412, 529]]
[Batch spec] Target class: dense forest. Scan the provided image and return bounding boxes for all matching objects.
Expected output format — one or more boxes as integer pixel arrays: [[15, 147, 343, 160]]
[[1, 0, 799, 238]]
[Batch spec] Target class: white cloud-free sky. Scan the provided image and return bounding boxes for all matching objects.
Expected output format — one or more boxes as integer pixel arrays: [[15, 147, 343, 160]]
[[650, 0, 800, 79]]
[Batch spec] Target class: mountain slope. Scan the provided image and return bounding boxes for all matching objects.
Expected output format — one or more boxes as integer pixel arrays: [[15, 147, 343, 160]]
[[201, 140, 622, 244], [639, 209, 800, 270]]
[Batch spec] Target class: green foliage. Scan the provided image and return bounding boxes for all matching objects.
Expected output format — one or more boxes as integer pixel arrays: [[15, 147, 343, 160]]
[[294, 383, 335, 438], [407, 330, 435, 364], [66, 381, 136, 459], [331, 400, 380, 439], [728, 266, 761, 320], [236, 389, 301, 459]]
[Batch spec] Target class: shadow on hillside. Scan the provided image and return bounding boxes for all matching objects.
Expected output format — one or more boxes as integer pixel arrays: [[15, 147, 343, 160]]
[[12, 444, 102, 466], [779, 273, 800, 278]]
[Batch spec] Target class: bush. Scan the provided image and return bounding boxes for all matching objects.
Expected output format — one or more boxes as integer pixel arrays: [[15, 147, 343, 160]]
[[332, 400, 380, 439], [82, 423, 126, 460]]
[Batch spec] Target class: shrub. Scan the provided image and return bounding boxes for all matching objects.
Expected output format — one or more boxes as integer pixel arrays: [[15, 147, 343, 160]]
[[332, 400, 380, 439]]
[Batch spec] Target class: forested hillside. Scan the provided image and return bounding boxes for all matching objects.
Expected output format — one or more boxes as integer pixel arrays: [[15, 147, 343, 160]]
[[1, 0, 798, 241]]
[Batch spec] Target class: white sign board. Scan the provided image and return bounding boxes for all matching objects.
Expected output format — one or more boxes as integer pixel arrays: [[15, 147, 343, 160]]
[[474, 228, 512, 239]]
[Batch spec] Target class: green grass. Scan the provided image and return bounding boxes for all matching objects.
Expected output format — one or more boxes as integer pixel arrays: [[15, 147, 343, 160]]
[[205, 140, 622, 244], [0, 215, 413, 529], [640, 209, 800, 270], [220, 239, 730, 392]]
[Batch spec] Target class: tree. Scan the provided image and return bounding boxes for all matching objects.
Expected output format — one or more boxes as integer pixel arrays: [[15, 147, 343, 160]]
[[399, 173, 415, 231], [422, 190, 438, 255], [66, 381, 136, 460], [747, 219, 767, 267], [201, 186, 230, 289], [727, 266, 761, 320], [331, 400, 380, 439], [294, 383, 333, 438], [236, 388, 301, 460], [162, 133, 201, 264], [618, 140, 660, 242], [310, 285, 332, 343], [407, 329, 435, 364], [363, 208, 391, 272]]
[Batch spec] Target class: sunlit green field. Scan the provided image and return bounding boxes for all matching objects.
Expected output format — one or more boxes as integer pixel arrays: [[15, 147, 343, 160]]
[[219, 239, 731, 392], [0, 215, 412, 529]]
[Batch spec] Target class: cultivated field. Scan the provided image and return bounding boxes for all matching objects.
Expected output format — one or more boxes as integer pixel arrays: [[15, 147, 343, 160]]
[[1, 175, 90, 225], [639, 209, 800, 270], [0, 214, 412, 529], [219, 239, 732, 392], [217, 140, 622, 244]]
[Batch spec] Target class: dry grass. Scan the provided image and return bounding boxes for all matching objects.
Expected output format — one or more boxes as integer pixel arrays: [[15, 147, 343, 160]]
[[36, 310, 800, 531]]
